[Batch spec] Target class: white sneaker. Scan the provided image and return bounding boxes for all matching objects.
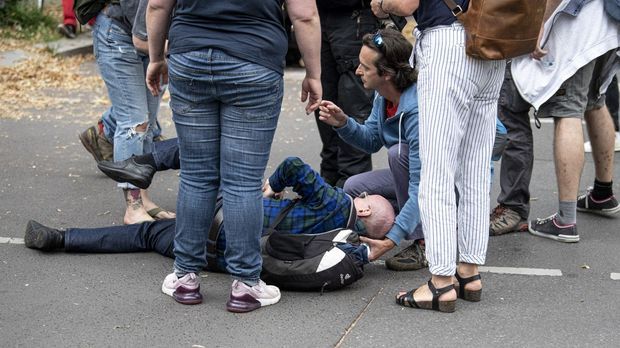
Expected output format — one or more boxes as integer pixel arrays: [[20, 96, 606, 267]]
[[226, 279, 281, 313], [161, 272, 202, 305]]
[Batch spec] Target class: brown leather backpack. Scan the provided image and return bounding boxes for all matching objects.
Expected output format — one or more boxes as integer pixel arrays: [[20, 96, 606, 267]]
[[443, 0, 547, 60]]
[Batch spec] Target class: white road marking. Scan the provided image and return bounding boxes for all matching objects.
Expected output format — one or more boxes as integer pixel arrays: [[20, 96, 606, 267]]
[[0, 237, 25, 244], [479, 266, 562, 276], [611, 273, 620, 280]]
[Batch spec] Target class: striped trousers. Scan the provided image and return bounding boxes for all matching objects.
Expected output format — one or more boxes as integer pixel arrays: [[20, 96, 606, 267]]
[[415, 23, 505, 276]]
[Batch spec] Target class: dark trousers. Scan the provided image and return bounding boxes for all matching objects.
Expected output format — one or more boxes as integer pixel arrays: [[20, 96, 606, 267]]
[[314, 8, 377, 187], [496, 63, 534, 220], [151, 138, 180, 170], [606, 75, 619, 131]]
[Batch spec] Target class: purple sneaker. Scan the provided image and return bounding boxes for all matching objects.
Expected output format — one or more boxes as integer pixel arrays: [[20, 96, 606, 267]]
[[161, 272, 202, 305], [226, 279, 281, 313]]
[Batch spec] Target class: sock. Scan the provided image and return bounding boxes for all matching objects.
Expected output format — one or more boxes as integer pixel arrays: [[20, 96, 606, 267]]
[[133, 153, 156, 168], [556, 200, 577, 225], [590, 179, 613, 200]]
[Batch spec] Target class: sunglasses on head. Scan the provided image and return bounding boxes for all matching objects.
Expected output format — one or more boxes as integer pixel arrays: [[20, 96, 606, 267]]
[[372, 32, 386, 53]]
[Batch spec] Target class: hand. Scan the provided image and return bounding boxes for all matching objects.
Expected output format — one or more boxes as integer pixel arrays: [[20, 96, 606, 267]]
[[360, 236, 395, 261], [262, 180, 283, 199], [146, 60, 168, 96], [318, 100, 347, 128], [371, 0, 390, 18], [301, 76, 322, 114], [530, 45, 548, 60]]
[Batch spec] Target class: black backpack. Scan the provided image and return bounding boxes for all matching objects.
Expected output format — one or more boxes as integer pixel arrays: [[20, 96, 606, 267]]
[[260, 198, 364, 292], [206, 197, 365, 292]]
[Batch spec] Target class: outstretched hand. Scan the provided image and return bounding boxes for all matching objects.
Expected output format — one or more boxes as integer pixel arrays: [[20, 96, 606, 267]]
[[318, 100, 347, 128], [360, 236, 395, 261], [146, 60, 168, 96]]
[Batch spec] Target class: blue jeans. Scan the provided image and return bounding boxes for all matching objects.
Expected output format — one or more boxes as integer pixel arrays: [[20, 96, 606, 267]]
[[169, 48, 284, 283], [93, 12, 161, 189]]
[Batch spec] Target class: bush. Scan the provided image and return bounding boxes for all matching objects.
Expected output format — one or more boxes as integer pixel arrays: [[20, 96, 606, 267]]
[[0, 0, 57, 40]]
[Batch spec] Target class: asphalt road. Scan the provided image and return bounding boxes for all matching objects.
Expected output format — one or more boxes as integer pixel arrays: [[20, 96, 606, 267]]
[[1, 66, 619, 347]]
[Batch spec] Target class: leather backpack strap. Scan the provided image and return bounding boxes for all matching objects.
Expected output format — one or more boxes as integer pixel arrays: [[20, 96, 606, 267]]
[[442, 0, 464, 16]]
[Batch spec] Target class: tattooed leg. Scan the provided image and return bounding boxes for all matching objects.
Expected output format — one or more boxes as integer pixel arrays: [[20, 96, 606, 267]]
[[123, 188, 154, 225]]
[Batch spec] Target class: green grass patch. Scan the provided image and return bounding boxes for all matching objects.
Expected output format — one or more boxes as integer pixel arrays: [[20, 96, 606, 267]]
[[0, 0, 59, 41]]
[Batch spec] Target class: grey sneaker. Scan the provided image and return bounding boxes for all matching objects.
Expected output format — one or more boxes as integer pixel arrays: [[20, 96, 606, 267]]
[[385, 241, 428, 271], [528, 214, 579, 243], [576, 187, 620, 217], [226, 279, 281, 313], [489, 204, 528, 236], [161, 272, 202, 305]]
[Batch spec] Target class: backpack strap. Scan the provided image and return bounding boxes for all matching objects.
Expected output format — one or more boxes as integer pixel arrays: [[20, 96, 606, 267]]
[[442, 0, 464, 16], [345, 194, 357, 229], [264, 199, 301, 236]]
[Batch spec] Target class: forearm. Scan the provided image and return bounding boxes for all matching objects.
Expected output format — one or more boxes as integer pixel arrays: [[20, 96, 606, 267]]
[[146, 0, 174, 63], [133, 35, 149, 55], [268, 157, 327, 201]]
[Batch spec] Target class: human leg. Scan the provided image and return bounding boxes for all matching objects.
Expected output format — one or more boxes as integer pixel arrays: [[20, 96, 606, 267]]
[[57, 0, 77, 39], [65, 219, 175, 257], [92, 13, 165, 224], [314, 9, 374, 187], [528, 56, 600, 242], [491, 64, 533, 235], [343, 169, 397, 210]]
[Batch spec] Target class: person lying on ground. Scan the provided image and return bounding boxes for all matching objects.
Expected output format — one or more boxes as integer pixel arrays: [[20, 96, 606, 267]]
[[25, 157, 396, 273]]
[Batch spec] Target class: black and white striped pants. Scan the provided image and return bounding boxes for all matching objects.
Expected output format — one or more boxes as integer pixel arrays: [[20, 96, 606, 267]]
[[415, 23, 506, 276]]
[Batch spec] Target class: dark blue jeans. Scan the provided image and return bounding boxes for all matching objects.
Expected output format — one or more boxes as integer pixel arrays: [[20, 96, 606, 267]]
[[63, 220, 368, 270]]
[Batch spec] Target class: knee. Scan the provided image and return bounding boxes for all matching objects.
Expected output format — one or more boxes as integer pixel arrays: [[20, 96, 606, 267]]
[[387, 144, 409, 166], [343, 175, 364, 196]]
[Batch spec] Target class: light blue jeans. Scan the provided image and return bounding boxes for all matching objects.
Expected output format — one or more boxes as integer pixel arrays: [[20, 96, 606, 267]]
[[92, 12, 161, 189], [169, 48, 283, 284]]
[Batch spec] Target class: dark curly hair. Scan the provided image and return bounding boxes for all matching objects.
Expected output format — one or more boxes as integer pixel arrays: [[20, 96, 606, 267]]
[[362, 29, 417, 91]]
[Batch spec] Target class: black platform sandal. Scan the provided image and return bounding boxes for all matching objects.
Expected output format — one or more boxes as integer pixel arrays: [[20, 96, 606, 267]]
[[454, 273, 482, 302], [396, 280, 456, 313]]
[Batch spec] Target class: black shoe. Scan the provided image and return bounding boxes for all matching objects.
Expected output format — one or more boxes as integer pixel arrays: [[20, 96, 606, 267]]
[[57, 24, 76, 39], [97, 157, 155, 189], [576, 187, 620, 217], [528, 214, 579, 243], [25, 220, 65, 251]]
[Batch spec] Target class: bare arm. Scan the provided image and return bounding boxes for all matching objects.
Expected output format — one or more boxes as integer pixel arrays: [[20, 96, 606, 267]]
[[285, 0, 322, 113], [133, 35, 149, 54], [532, 0, 564, 60], [145, 0, 175, 96], [372, 0, 419, 17]]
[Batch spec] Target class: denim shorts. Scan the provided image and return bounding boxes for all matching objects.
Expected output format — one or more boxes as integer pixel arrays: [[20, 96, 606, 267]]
[[538, 49, 618, 119]]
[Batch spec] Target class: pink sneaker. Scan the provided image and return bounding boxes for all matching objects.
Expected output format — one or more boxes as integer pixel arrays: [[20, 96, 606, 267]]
[[226, 279, 281, 313], [161, 272, 202, 305]]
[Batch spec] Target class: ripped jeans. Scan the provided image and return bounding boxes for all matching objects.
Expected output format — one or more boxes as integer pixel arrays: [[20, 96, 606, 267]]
[[93, 12, 161, 189]]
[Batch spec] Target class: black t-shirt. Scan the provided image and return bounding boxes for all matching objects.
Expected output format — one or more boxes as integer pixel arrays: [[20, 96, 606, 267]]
[[168, 0, 288, 74], [414, 0, 469, 31]]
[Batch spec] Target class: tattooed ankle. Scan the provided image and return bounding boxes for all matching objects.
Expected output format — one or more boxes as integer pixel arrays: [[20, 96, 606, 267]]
[[124, 189, 144, 210]]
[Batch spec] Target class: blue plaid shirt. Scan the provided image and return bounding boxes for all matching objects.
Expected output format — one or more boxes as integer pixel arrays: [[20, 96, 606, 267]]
[[263, 157, 366, 235]]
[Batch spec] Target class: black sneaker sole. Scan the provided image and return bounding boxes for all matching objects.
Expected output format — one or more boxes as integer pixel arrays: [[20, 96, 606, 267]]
[[24, 221, 50, 249], [527, 226, 580, 243]]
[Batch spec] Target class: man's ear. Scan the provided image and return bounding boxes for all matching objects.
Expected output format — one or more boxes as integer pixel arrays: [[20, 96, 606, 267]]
[[357, 209, 371, 217]]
